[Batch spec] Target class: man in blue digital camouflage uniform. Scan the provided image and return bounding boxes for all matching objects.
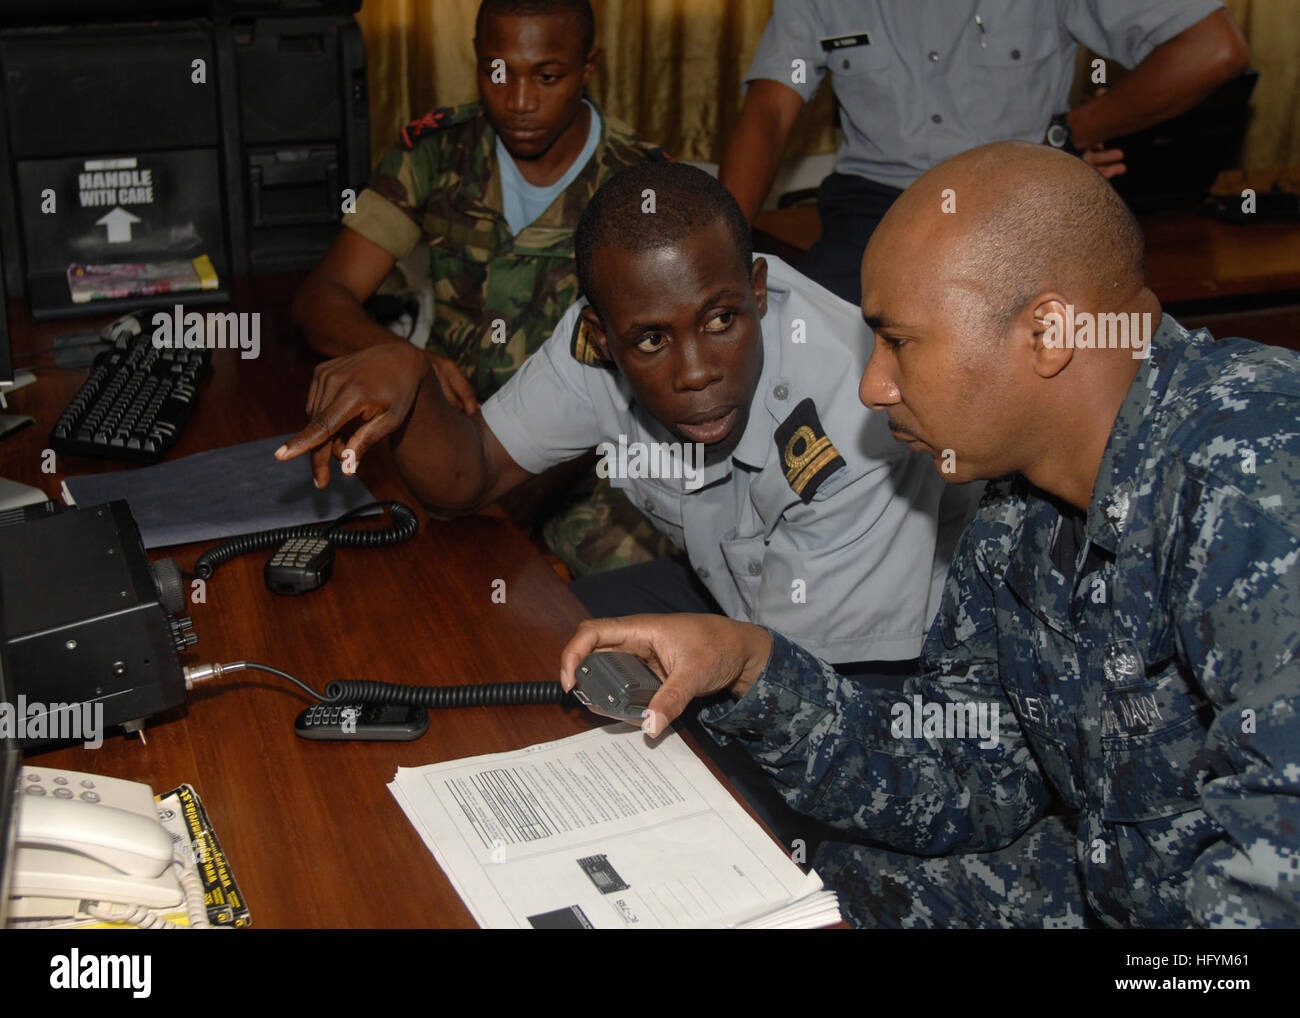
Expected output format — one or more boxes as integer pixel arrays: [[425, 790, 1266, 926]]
[[561, 141, 1300, 928]]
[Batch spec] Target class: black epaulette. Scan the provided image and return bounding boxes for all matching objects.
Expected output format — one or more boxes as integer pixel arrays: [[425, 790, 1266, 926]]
[[400, 106, 458, 150], [570, 315, 613, 369], [775, 398, 845, 503]]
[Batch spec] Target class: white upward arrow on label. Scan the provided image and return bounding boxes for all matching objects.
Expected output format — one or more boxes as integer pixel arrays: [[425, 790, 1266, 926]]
[[96, 206, 141, 243]]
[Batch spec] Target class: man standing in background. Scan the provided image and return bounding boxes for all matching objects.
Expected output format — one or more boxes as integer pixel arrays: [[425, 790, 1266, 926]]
[[719, 1, 1249, 305]]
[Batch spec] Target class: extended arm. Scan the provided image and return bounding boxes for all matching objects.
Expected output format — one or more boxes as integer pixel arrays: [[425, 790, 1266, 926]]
[[562, 514, 1054, 854], [292, 229, 402, 358], [275, 342, 530, 513], [1069, 9, 1250, 148], [718, 79, 806, 224]]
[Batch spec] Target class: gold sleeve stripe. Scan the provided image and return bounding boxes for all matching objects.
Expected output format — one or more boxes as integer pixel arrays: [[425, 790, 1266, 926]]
[[784, 425, 840, 494], [789, 443, 841, 495], [571, 318, 612, 367]]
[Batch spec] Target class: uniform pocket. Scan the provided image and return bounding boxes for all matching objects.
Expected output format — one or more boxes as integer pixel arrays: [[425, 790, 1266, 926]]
[[822, 35, 891, 75], [617, 480, 685, 545], [1024, 729, 1084, 809], [965, 23, 1056, 67], [1101, 683, 1211, 823], [423, 213, 489, 253], [719, 533, 766, 616]]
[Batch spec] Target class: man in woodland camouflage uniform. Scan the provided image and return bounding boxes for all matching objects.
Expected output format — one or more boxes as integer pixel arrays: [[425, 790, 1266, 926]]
[[293, 0, 673, 575]]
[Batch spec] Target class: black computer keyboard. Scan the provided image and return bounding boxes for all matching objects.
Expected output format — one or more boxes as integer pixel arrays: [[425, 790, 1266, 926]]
[[49, 330, 208, 464]]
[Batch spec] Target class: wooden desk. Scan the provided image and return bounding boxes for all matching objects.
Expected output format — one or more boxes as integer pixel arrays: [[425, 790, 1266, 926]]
[[0, 277, 771, 928], [1137, 168, 1300, 316]]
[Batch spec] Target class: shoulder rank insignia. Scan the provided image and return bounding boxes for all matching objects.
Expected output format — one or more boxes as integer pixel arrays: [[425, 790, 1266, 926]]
[[775, 398, 845, 503], [400, 106, 457, 150], [570, 315, 613, 369]]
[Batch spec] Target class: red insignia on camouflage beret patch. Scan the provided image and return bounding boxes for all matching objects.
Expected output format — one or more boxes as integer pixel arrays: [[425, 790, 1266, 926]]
[[401, 107, 455, 149]]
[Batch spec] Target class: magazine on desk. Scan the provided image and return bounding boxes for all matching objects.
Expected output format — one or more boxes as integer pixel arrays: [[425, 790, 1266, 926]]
[[66, 254, 219, 304], [389, 725, 840, 929]]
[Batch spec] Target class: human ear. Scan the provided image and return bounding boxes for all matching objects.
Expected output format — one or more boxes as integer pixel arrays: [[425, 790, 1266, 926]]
[[583, 47, 602, 84], [1029, 295, 1075, 379]]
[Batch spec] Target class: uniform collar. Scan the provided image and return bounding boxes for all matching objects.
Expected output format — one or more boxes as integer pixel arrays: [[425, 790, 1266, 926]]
[[482, 97, 616, 244], [1085, 313, 1189, 554]]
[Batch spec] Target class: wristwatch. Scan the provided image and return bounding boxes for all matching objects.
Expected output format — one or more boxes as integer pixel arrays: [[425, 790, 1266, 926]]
[[1044, 113, 1082, 157]]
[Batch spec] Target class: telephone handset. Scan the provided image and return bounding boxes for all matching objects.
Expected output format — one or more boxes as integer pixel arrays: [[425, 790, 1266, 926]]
[[8, 766, 183, 923]]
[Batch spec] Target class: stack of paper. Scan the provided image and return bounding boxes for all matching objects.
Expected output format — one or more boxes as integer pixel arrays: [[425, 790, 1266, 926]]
[[389, 725, 840, 929]]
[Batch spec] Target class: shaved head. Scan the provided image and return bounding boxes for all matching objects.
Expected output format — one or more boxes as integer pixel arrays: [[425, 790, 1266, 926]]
[[859, 141, 1159, 501], [872, 141, 1145, 336]]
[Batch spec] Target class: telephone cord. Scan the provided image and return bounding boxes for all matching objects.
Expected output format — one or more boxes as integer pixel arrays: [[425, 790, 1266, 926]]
[[191, 500, 418, 580], [184, 660, 570, 708], [81, 852, 213, 930]]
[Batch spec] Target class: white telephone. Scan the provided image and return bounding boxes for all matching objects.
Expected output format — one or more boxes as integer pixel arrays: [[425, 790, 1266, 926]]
[[8, 766, 184, 925]]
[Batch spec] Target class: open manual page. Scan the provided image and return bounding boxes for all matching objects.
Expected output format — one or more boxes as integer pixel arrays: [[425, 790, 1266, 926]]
[[389, 725, 841, 929]]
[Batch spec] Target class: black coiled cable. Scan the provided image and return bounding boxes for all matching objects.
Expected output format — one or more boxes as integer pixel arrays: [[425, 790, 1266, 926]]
[[192, 501, 418, 580], [323, 678, 572, 708]]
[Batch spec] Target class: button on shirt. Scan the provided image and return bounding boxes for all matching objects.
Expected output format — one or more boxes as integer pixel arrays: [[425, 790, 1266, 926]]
[[705, 315, 1300, 927], [482, 256, 982, 663], [748, 0, 1223, 190]]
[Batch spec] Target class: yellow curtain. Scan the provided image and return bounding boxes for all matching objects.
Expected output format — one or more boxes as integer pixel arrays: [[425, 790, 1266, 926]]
[[1226, 0, 1300, 169], [357, 0, 1298, 172]]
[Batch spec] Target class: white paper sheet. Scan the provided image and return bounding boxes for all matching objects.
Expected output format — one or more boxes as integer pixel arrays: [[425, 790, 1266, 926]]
[[389, 725, 840, 929]]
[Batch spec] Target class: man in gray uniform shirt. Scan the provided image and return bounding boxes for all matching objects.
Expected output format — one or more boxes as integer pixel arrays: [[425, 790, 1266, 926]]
[[279, 161, 980, 671], [720, 0, 1250, 304], [279, 162, 980, 843]]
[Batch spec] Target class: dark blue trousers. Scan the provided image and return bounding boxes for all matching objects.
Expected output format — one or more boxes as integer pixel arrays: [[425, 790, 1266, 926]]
[[797, 172, 904, 307]]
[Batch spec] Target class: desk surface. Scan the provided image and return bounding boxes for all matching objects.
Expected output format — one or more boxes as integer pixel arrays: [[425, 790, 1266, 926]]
[[0, 276, 770, 928]]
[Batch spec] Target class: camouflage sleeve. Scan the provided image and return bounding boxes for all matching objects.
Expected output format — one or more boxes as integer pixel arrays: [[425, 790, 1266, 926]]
[[343, 143, 426, 260], [702, 516, 1055, 854], [1172, 392, 1300, 928]]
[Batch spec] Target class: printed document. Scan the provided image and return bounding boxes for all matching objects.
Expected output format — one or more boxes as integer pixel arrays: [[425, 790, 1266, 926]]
[[389, 725, 839, 928]]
